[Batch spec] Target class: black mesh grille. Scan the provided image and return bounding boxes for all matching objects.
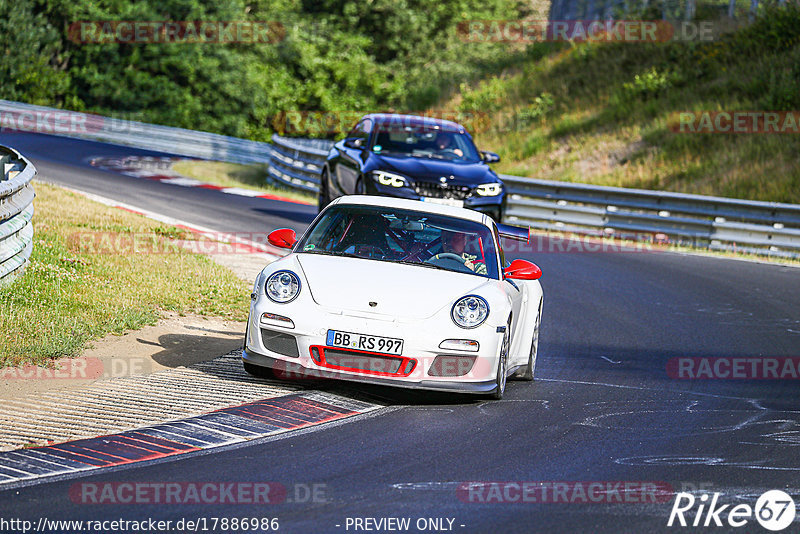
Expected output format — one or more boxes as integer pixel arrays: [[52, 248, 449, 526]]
[[261, 329, 299, 358], [414, 182, 472, 200], [324, 349, 403, 374], [427, 355, 477, 377]]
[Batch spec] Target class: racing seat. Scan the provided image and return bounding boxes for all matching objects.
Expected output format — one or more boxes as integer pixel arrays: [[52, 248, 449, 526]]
[[338, 215, 392, 259]]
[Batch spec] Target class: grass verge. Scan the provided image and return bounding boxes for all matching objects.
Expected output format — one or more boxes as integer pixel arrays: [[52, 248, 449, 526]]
[[171, 160, 316, 204], [450, 5, 800, 204], [0, 183, 250, 367]]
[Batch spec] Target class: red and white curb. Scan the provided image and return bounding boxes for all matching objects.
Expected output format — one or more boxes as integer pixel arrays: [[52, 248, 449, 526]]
[[0, 392, 379, 487], [89, 155, 314, 206], [0, 352, 382, 486]]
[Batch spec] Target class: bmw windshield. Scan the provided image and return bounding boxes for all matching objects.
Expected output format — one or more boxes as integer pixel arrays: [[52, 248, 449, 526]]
[[296, 205, 499, 279], [370, 124, 482, 163]]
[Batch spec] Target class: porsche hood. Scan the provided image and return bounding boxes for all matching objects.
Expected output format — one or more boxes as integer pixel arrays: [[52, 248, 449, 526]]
[[296, 254, 492, 320]]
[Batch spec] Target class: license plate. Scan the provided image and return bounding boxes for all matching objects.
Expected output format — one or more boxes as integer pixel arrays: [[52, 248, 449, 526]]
[[326, 330, 404, 356], [421, 197, 464, 208]]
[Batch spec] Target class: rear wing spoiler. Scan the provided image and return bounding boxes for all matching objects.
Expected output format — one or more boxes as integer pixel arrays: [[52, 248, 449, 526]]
[[497, 223, 529, 242]]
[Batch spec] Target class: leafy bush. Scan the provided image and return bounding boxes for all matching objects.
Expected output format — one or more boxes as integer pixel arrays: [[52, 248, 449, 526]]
[[620, 67, 682, 100], [0, 0, 528, 139], [458, 77, 510, 112], [515, 92, 555, 127]]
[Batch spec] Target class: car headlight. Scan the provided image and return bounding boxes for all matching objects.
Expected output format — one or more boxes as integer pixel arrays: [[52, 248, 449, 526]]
[[372, 170, 409, 188], [451, 295, 489, 329], [265, 270, 301, 303], [474, 183, 503, 197]]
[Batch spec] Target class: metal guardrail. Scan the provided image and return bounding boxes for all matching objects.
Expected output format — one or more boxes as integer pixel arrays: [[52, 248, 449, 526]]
[[501, 175, 800, 257], [0, 100, 325, 190], [261, 139, 800, 258], [0, 100, 273, 164], [266, 135, 332, 192], [0, 145, 36, 283], [2, 99, 797, 257]]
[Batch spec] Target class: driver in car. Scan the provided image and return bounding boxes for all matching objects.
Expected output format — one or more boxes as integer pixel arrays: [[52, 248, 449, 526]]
[[432, 230, 487, 274], [434, 132, 464, 158]]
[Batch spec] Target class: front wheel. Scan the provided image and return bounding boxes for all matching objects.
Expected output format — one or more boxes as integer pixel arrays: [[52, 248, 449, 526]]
[[512, 301, 541, 381], [489, 324, 510, 400]]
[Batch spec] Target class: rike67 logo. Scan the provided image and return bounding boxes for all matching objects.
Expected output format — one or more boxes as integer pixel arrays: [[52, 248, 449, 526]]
[[668, 490, 796, 531]]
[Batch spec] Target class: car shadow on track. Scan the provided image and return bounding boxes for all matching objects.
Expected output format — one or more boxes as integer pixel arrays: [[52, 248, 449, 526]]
[[305, 380, 489, 406], [148, 333, 245, 369]]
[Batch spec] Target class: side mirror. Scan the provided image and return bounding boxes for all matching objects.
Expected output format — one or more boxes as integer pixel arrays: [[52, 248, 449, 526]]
[[504, 259, 541, 280], [481, 151, 500, 163], [344, 137, 364, 150], [268, 228, 297, 249]]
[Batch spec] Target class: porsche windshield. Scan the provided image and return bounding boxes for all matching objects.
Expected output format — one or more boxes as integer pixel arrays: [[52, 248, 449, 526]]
[[371, 124, 482, 163], [296, 205, 499, 279]]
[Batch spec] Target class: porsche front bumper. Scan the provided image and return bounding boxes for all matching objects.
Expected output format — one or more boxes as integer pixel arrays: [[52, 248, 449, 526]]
[[242, 347, 497, 394], [243, 299, 504, 394]]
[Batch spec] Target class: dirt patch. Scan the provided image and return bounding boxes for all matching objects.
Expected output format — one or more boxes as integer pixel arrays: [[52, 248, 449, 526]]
[[207, 251, 274, 284], [0, 312, 246, 402]]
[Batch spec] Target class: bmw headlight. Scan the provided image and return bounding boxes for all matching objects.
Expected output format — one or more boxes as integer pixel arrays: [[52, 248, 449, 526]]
[[451, 295, 489, 329], [372, 170, 409, 188], [265, 270, 301, 303], [474, 183, 503, 197]]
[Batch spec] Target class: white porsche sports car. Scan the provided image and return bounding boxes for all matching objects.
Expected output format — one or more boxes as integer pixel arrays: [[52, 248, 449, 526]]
[[243, 195, 543, 399]]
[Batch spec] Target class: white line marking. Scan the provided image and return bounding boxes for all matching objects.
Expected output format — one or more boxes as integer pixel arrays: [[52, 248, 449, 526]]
[[124, 169, 162, 178], [220, 187, 264, 197], [537, 377, 760, 401], [159, 177, 205, 187]]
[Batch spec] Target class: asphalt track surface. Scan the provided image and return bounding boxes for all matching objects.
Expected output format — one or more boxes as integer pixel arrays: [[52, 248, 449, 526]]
[[1, 131, 800, 533]]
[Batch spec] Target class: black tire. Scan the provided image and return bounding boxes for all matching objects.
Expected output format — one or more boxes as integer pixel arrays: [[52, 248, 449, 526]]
[[512, 301, 542, 381], [318, 169, 330, 211], [355, 177, 366, 195], [489, 323, 510, 400], [243, 361, 275, 379]]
